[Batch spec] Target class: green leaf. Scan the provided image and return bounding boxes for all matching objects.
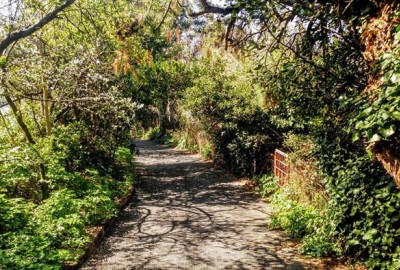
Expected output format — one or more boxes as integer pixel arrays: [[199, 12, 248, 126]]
[[355, 121, 364, 129], [358, 107, 373, 118], [393, 111, 400, 120], [363, 229, 378, 241], [387, 85, 400, 96], [0, 55, 6, 68], [371, 134, 382, 142], [352, 132, 360, 142], [381, 112, 391, 120], [348, 239, 360, 246], [390, 73, 400, 84], [379, 125, 396, 138]]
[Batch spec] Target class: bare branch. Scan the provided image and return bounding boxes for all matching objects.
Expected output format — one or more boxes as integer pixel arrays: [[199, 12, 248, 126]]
[[0, 0, 76, 55], [189, 0, 238, 17], [155, 0, 173, 31], [225, 17, 236, 50]]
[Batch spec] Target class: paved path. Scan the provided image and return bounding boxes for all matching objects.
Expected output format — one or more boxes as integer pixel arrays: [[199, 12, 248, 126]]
[[82, 140, 335, 270]]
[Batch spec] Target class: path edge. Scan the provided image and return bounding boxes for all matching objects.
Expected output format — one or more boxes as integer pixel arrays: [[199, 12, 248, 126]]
[[61, 183, 137, 269]]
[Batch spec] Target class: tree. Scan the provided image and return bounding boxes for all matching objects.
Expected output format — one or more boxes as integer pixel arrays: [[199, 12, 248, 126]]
[[0, 0, 77, 199]]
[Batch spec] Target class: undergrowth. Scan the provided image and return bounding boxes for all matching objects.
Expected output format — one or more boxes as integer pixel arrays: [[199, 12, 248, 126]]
[[0, 125, 136, 269]]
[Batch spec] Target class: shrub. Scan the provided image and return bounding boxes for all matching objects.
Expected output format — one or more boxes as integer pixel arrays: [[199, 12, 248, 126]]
[[300, 215, 336, 257], [145, 127, 162, 140], [0, 131, 135, 268], [81, 189, 118, 225], [0, 195, 32, 233], [311, 140, 400, 269], [269, 190, 317, 238], [183, 58, 283, 175], [256, 174, 279, 198], [200, 143, 213, 160], [0, 190, 88, 269]]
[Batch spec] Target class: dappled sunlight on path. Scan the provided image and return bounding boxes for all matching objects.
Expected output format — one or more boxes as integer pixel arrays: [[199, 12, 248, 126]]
[[82, 140, 339, 270]]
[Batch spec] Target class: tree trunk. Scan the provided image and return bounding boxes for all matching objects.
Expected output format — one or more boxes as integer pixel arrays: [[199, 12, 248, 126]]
[[159, 97, 169, 135], [43, 85, 52, 135], [375, 147, 400, 188], [4, 95, 49, 199], [0, 0, 75, 202], [5, 95, 35, 144], [0, 108, 16, 145]]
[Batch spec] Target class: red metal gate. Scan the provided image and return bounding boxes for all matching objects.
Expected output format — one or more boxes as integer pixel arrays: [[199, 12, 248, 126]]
[[274, 149, 290, 185]]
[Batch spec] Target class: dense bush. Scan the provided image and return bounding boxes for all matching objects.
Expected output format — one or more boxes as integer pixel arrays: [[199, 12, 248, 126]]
[[263, 139, 400, 268], [270, 197, 317, 238], [0, 122, 135, 268], [239, 16, 400, 267], [310, 142, 400, 269], [144, 126, 163, 141], [0, 189, 87, 269], [183, 58, 283, 175], [256, 174, 279, 198], [262, 175, 320, 240]]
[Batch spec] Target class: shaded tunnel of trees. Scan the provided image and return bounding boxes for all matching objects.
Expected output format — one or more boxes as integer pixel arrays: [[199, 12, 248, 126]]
[[0, 0, 399, 269]]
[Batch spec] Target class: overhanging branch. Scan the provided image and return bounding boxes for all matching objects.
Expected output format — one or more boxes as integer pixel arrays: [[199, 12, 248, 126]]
[[0, 0, 76, 55], [189, 0, 238, 17]]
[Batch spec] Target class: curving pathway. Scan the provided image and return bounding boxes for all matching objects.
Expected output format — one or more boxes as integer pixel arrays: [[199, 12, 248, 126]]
[[82, 140, 342, 270]]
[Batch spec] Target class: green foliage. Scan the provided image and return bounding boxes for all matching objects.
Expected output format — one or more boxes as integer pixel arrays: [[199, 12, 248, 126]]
[[145, 127, 162, 140], [0, 195, 33, 233], [247, 17, 399, 267], [0, 233, 62, 269], [0, 144, 44, 201], [354, 30, 400, 143], [135, 60, 193, 134], [0, 190, 88, 269], [200, 143, 213, 160], [303, 138, 400, 269], [171, 130, 199, 152], [265, 176, 329, 253], [183, 58, 283, 175], [256, 174, 279, 198], [144, 126, 175, 145], [269, 189, 317, 238], [0, 128, 135, 268], [81, 190, 118, 225], [0, 164, 134, 268], [282, 133, 327, 208], [0, 55, 6, 68], [301, 215, 336, 257]]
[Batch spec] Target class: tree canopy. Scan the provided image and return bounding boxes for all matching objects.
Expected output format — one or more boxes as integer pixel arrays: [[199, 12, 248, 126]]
[[0, 0, 400, 269]]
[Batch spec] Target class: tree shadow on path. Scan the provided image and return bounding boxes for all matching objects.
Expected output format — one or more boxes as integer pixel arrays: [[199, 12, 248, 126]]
[[82, 140, 326, 270]]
